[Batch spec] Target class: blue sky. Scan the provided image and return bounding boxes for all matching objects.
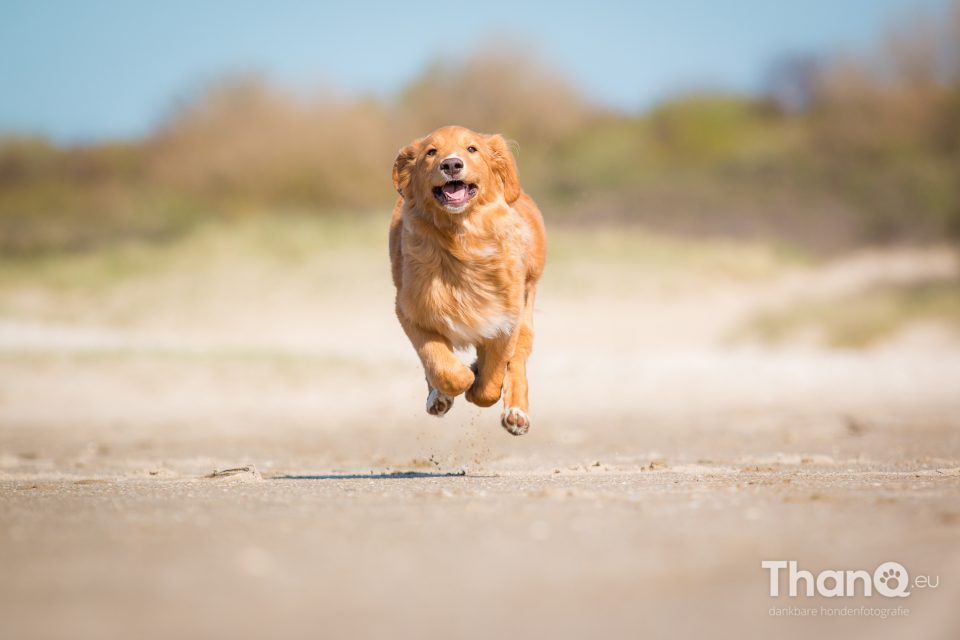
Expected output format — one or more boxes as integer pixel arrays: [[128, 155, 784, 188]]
[[0, 0, 948, 142]]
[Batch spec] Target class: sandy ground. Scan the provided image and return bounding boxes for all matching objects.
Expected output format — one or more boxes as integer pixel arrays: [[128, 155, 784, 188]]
[[1, 241, 960, 639]]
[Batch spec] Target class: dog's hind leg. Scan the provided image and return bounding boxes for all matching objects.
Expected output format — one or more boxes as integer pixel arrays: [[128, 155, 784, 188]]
[[501, 288, 535, 435]]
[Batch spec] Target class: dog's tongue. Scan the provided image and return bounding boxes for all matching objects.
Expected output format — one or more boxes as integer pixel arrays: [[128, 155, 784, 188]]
[[442, 182, 468, 204]]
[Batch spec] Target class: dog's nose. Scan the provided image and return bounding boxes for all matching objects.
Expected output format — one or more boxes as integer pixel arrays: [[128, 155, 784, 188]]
[[440, 156, 464, 177]]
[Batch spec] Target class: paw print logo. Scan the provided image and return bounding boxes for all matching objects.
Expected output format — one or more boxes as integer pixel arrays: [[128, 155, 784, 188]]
[[879, 568, 901, 590], [874, 561, 911, 597]]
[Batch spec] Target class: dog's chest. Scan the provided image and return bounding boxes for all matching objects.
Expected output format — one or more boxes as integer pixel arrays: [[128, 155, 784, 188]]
[[401, 234, 521, 347]]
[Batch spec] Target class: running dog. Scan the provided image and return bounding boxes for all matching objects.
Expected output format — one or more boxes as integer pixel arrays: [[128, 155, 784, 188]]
[[389, 126, 546, 435]]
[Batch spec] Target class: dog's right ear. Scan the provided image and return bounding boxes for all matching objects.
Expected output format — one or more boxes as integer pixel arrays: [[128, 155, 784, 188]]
[[392, 140, 420, 197]]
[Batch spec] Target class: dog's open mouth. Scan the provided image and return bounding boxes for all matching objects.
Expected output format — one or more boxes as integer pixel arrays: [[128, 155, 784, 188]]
[[433, 180, 478, 209]]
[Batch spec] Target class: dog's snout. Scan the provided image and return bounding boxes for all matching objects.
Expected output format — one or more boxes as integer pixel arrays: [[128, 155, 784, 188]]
[[440, 156, 464, 177]]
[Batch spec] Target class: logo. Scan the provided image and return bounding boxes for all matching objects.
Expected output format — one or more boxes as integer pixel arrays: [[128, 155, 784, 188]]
[[761, 561, 938, 598]]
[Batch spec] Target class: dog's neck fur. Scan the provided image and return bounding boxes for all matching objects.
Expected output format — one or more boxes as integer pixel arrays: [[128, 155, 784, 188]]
[[406, 197, 507, 245]]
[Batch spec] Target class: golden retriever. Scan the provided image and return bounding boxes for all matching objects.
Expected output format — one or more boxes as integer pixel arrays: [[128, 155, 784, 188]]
[[390, 126, 546, 435]]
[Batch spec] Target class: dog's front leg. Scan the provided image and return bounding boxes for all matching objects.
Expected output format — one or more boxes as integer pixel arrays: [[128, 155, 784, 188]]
[[397, 309, 475, 397], [466, 328, 520, 408]]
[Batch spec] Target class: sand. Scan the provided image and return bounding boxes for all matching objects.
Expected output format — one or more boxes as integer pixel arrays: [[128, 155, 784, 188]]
[[1, 244, 959, 639]]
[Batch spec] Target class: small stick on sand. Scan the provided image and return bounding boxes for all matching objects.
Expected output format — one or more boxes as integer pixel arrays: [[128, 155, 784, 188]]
[[206, 465, 262, 480]]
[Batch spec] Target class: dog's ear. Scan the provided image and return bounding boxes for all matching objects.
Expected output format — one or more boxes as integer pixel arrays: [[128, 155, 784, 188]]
[[392, 140, 420, 197], [486, 134, 521, 204]]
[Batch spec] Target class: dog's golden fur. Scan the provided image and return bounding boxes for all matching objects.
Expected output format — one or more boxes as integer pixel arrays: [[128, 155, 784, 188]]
[[390, 126, 546, 435]]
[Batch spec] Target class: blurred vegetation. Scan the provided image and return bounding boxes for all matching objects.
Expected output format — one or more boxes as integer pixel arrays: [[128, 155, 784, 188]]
[[2, 2, 960, 256], [743, 279, 960, 348]]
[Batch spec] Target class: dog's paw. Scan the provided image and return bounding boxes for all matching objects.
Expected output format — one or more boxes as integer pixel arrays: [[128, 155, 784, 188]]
[[466, 381, 502, 408], [501, 407, 530, 436], [433, 365, 475, 397], [426, 388, 454, 417]]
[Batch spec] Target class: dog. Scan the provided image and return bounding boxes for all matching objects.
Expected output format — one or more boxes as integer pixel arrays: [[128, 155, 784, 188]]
[[390, 126, 546, 435]]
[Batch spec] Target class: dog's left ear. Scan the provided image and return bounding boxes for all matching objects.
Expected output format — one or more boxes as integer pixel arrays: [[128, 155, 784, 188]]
[[392, 140, 420, 197], [486, 134, 521, 204]]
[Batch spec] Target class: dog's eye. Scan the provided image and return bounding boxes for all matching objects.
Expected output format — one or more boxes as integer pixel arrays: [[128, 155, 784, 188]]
[[467, 146, 478, 153], [426, 149, 437, 157]]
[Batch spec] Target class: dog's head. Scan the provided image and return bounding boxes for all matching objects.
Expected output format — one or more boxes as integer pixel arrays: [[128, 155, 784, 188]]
[[393, 126, 520, 215]]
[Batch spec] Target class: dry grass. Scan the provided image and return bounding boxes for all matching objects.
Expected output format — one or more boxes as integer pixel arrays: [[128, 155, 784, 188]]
[[742, 278, 960, 347]]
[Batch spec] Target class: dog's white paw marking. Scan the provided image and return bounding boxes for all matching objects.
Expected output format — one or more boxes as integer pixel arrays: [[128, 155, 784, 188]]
[[426, 388, 454, 417], [501, 407, 530, 436]]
